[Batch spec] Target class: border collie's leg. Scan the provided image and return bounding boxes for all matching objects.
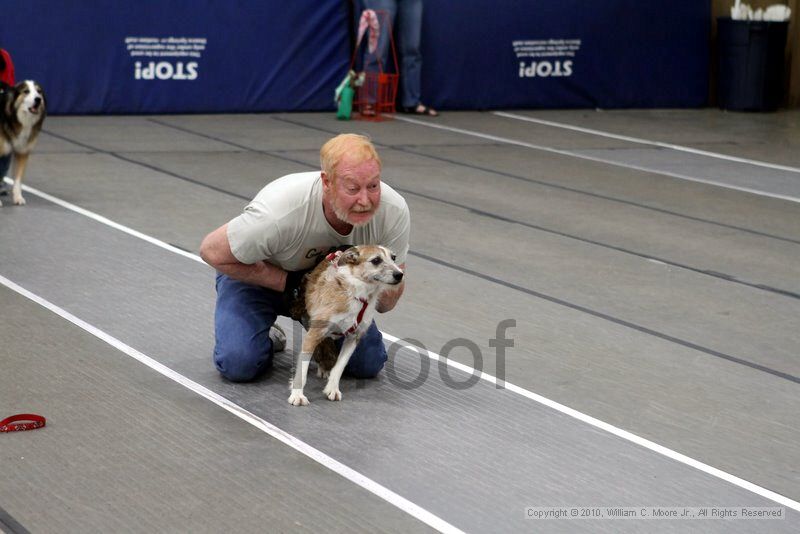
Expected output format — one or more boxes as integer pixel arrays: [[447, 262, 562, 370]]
[[11, 153, 28, 206]]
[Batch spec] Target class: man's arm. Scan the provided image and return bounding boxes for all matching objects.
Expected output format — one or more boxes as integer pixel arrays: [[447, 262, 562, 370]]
[[376, 263, 406, 313], [199, 224, 288, 291]]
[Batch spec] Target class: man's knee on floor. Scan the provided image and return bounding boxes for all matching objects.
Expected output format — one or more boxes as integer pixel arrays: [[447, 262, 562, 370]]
[[214, 339, 273, 382], [353, 349, 388, 378], [345, 328, 388, 379]]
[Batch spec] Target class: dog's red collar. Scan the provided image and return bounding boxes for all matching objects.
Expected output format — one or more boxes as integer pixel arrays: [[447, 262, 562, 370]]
[[348, 298, 370, 335], [1, 414, 46, 433], [333, 298, 369, 337]]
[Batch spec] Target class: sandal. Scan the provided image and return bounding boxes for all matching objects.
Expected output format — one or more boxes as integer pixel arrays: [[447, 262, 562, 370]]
[[404, 104, 438, 117]]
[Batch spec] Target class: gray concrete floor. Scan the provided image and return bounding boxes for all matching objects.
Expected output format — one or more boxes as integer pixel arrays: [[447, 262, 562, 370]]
[[1, 109, 799, 533]]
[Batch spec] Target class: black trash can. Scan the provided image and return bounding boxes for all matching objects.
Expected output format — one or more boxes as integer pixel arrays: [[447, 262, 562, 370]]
[[717, 17, 789, 111]]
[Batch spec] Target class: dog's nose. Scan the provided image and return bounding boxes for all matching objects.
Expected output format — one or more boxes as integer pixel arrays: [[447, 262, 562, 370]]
[[393, 272, 404, 282], [34, 97, 41, 105]]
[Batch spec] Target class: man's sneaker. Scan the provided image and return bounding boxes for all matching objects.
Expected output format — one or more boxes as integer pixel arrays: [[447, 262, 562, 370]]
[[269, 323, 287, 353]]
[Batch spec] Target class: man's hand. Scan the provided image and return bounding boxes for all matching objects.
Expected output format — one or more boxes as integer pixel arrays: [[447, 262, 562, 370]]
[[376, 263, 406, 313]]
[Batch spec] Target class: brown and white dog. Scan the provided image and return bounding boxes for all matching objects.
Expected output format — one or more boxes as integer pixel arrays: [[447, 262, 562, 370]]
[[0, 80, 46, 207], [288, 245, 404, 406]]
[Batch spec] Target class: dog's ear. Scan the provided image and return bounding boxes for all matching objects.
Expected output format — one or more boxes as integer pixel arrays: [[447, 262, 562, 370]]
[[11, 82, 24, 105], [4, 86, 15, 117], [338, 248, 360, 266], [35, 83, 46, 104]]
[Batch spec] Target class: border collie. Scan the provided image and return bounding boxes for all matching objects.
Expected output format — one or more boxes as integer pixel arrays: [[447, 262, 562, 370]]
[[0, 80, 46, 206]]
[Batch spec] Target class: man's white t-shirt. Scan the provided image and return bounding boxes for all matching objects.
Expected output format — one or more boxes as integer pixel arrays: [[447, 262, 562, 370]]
[[227, 171, 410, 271]]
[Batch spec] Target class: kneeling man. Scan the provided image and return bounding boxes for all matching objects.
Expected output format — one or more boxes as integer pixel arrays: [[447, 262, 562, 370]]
[[200, 133, 410, 382]]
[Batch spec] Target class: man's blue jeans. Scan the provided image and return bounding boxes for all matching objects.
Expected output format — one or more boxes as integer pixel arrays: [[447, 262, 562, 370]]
[[213, 273, 388, 382], [362, 0, 423, 109]]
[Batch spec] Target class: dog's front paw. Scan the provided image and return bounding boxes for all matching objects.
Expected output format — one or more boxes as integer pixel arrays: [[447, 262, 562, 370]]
[[287, 389, 309, 406], [323, 384, 342, 401], [12, 194, 25, 206]]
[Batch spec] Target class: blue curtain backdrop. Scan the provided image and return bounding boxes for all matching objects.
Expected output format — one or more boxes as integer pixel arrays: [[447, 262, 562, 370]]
[[1, 1, 709, 114], [420, 0, 710, 109], [1, 0, 350, 114]]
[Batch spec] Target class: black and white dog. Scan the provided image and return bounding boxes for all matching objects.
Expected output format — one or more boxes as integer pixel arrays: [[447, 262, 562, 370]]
[[0, 80, 46, 206]]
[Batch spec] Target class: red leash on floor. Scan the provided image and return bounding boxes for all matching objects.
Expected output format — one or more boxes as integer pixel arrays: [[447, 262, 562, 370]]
[[0, 414, 46, 432]]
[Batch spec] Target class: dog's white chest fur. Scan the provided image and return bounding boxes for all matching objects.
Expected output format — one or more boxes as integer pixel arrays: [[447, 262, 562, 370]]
[[11, 114, 38, 154], [324, 270, 376, 335]]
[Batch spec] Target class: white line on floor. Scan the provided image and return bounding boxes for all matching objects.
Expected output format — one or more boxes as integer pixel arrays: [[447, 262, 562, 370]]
[[382, 334, 800, 512], [3, 178, 200, 263], [392, 116, 800, 204], [0, 273, 465, 534], [13, 180, 800, 512], [493, 111, 800, 175]]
